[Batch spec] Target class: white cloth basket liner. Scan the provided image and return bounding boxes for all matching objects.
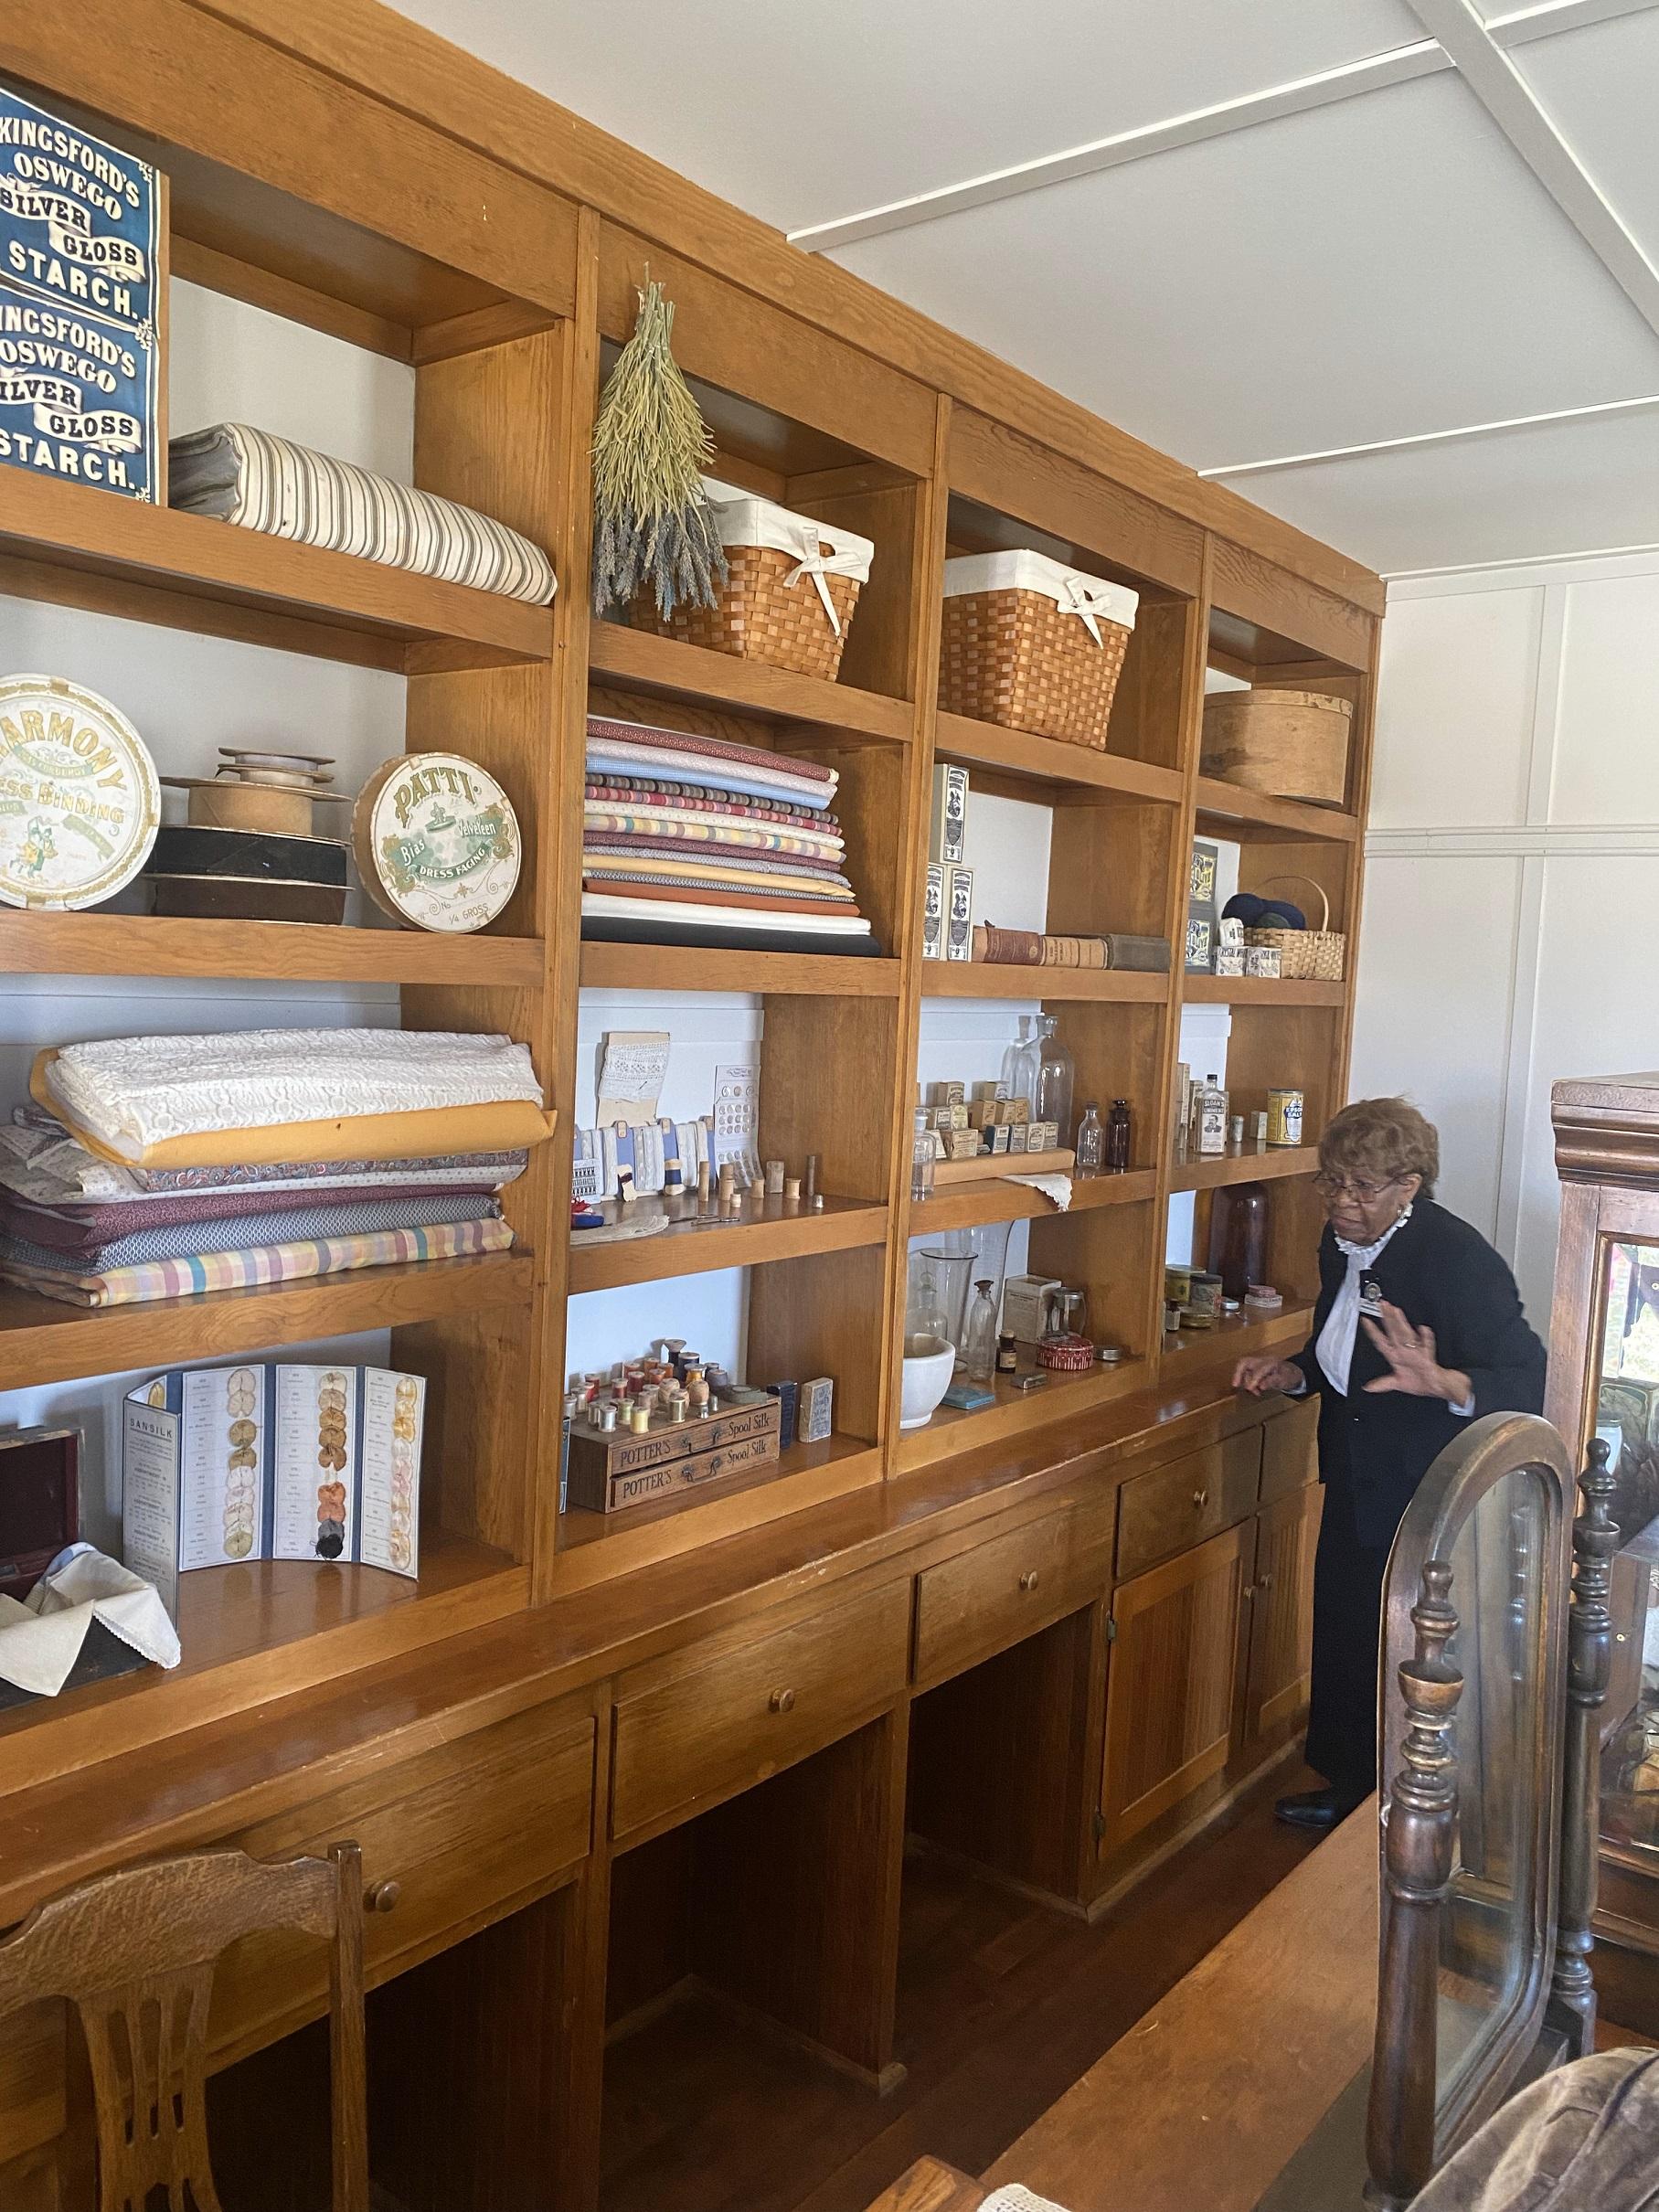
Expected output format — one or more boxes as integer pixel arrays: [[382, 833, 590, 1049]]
[[941, 548, 1139, 647], [702, 474, 873, 634]]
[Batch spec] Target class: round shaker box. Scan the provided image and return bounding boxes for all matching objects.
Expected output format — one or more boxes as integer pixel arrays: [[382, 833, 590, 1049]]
[[353, 751, 520, 934], [0, 675, 160, 909]]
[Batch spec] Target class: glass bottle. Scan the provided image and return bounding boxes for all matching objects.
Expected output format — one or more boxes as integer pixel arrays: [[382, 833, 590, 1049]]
[[1074, 1102, 1104, 1176], [1207, 1180, 1270, 1301], [1035, 1015, 1075, 1146], [1000, 1014, 1040, 1110], [910, 1107, 936, 1203], [963, 1279, 998, 1382], [1106, 1098, 1132, 1173]]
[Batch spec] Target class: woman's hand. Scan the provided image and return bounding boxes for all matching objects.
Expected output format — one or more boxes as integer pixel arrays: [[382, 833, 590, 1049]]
[[1362, 1302, 1473, 1405], [1234, 1355, 1303, 1397]]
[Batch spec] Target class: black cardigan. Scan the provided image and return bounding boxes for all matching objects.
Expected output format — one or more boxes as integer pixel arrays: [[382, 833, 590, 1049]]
[[1289, 1198, 1547, 1548]]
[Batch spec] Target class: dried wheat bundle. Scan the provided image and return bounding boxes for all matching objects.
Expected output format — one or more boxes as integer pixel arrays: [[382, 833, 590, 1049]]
[[591, 279, 728, 620]]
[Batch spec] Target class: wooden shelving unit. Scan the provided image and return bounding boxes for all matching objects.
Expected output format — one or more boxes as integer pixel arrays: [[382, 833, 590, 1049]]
[[1170, 1145, 1320, 1192], [0, 6, 1379, 1732]]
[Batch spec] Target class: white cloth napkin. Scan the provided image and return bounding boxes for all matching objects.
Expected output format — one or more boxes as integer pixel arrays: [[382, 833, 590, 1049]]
[[0, 1544, 180, 1697], [1006, 1172, 1073, 1211], [982, 2188, 1072, 2212]]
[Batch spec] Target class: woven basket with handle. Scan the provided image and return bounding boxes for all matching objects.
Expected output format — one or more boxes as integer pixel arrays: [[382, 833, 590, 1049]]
[[1244, 874, 1345, 982], [629, 545, 862, 682], [939, 586, 1132, 750]]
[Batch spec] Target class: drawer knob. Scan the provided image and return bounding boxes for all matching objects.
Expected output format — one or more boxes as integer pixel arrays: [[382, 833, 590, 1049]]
[[1018, 1569, 1039, 1592], [365, 1879, 402, 1914], [1259, 1571, 1275, 1590], [1192, 1487, 1210, 1510], [769, 1687, 797, 1714]]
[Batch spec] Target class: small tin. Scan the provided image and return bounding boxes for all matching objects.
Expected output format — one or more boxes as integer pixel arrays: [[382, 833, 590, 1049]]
[[1266, 1089, 1304, 1147], [1164, 1263, 1193, 1306], [1184, 1271, 1224, 1329]]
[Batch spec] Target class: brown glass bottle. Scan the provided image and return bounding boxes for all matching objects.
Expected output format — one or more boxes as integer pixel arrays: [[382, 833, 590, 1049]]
[[1207, 1180, 1270, 1302]]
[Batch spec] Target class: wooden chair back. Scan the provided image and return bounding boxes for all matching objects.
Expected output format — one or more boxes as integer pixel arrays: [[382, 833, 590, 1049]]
[[0, 1842, 367, 2212], [1366, 1414, 1609, 2209]]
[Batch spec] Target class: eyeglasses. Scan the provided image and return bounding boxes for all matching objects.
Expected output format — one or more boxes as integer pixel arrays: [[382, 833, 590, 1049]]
[[1313, 1171, 1402, 1204]]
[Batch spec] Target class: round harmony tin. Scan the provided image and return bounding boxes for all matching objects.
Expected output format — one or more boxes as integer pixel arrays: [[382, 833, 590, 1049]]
[[353, 751, 521, 933], [0, 675, 160, 909]]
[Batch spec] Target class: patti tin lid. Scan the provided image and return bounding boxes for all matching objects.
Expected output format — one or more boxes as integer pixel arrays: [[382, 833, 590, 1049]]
[[353, 750, 521, 934], [0, 675, 160, 911]]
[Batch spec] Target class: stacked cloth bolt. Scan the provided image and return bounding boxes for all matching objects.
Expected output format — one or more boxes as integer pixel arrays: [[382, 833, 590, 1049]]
[[581, 713, 878, 954], [2, 1028, 558, 1307]]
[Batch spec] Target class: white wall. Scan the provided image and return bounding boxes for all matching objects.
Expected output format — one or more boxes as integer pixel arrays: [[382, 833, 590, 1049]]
[[1351, 548, 1659, 1324]]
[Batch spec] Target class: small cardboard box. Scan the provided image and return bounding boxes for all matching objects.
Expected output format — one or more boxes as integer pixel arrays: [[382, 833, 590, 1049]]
[[1244, 944, 1282, 979], [945, 865, 973, 960], [1003, 1274, 1060, 1343], [929, 763, 968, 866], [922, 861, 945, 960], [1213, 946, 1245, 977]]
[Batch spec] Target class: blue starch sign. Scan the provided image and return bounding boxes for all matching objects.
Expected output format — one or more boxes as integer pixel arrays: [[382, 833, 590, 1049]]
[[0, 80, 162, 502]]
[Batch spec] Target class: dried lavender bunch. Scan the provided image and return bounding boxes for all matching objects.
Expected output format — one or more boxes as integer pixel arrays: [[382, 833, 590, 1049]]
[[591, 279, 727, 620]]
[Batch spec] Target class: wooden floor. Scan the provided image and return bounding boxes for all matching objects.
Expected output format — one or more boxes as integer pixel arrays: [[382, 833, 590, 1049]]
[[601, 1761, 1328, 2212]]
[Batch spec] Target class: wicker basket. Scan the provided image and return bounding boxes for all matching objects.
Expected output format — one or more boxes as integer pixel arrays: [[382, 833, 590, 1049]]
[[627, 477, 873, 683], [1244, 874, 1345, 982], [939, 549, 1139, 750], [1201, 688, 1353, 807]]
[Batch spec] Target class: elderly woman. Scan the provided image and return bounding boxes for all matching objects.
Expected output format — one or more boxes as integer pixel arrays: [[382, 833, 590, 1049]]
[[1234, 1097, 1547, 1832]]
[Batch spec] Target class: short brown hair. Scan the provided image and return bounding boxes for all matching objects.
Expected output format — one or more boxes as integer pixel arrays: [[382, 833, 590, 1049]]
[[1319, 1096, 1439, 1198]]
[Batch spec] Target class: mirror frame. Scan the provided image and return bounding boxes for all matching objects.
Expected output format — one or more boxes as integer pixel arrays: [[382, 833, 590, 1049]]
[[1366, 1410, 1575, 2207]]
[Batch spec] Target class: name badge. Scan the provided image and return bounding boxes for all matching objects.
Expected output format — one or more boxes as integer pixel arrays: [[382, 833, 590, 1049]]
[[1359, 1272, 1386, 1319]]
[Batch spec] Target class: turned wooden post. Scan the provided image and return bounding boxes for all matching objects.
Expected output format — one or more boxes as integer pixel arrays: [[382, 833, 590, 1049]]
[[1366, 1561, 1463, 2211], [1551, 1437, 1620, 2057]]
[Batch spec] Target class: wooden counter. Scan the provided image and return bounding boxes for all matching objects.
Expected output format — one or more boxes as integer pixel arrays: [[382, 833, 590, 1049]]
[[984, 1809, 1377, 2212]]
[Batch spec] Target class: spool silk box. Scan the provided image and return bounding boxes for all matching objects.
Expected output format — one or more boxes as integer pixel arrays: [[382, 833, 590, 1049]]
[[122, 1360, 425, 1614]]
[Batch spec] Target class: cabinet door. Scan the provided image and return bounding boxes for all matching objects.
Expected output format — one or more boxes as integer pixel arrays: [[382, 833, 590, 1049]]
[[1100, 1522, 1252, 1856], [1244, 1483, 1324, 1745]]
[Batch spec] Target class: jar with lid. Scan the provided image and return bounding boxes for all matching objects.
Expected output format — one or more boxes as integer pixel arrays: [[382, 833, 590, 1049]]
[[910, 1107, 936, 1202], [1035, 1016, 1076, 1147], [1073, 1102, 1104, 1176], [1000, 1014, 1041, 1111], [1207, 1180, 1270, 1302], [962, 1279, 999, 1382], [1106, 1099, 1132, 1172]]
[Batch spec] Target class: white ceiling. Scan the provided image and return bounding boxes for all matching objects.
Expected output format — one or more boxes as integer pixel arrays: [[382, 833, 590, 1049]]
[[394, 0, 1659, 577]]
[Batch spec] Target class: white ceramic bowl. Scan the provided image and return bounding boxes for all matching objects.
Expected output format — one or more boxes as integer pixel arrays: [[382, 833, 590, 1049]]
[[899, 1335, 958, 1429]]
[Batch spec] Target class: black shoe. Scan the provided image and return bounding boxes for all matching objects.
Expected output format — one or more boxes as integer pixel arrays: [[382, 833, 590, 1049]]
[[1274, 1786, 1364, 1833]]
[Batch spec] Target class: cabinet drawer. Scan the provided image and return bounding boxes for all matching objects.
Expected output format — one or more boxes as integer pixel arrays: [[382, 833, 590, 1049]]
[[1260, 1396, 1319, 1502], [611, 1579, 909, 1845], [914, 1497, 1111, 1687], [1116, 1430, 1261, 1581], [212, 1698, 595, 2047]]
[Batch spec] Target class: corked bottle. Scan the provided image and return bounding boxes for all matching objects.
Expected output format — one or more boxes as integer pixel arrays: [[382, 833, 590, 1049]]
[[1207, 1181, 1270, 1303]]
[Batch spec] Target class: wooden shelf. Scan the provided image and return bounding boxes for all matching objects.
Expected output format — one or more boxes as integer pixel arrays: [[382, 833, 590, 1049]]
[[1182, 975, 1345, 1007], [590, 621, 911, 740], [1160, 1301, 1314, 1373], [1193, 778, 1359, 844], [896, 1356, 1151, 1473], [913, 1167, 1158, 1234], [934, 711, 1184, 802], [580, 940, 901, 997], [0, 1251, 534, 1392], [0, 470, 554, 672], [569, 1196, 888, 1292], [553, 1432, 883, 1591], [0, 1531, 527, 1794], [921, 963, 1167, 1002], [1170, 1144, 1320, 1192], [0, 910, 544, 987]]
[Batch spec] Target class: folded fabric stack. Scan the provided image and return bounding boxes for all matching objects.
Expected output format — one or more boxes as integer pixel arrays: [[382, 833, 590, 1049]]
[[5, 1029, 556, 1309], [582, 714, 879, 955]]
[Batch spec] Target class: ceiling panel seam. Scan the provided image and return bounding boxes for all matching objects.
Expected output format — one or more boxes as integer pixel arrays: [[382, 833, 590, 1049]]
[[1405, 0, 1659, 339], [788, 0, 1659, 255], [1200, 389, 1659, 478]]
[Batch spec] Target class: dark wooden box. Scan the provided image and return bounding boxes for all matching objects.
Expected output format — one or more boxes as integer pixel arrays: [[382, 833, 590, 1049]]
[[566, 1399, 781, 1515], [0, 1424, 80, 1601]]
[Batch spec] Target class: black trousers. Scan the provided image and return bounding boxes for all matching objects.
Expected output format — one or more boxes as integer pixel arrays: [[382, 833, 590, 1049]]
[[1303, 1464, 1394, 1801]]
